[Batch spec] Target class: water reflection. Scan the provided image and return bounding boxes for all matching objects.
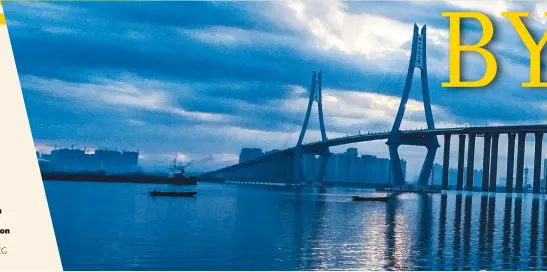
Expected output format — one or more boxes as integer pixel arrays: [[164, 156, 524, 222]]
[[502, 197, 512, 270], [530, 198, 539, 269], [513, 197, 522, 269], [436, 194, 447, 269], [462, 195, 472, 270], [452, 194, 462, 270], [44, 182, 547, 271], [436, 192, 543, 271], [384, 194, 397, 270], [416, 194, 433, 270], [486, 195, 495, 269]]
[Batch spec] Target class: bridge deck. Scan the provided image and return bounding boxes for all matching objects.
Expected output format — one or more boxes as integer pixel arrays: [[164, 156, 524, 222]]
[[200, 124, 547, 176], [304, 124, 547, 150]]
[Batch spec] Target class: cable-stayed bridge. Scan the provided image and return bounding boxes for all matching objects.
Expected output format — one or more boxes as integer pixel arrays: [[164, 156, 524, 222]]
[[198, 24, 547, 194]]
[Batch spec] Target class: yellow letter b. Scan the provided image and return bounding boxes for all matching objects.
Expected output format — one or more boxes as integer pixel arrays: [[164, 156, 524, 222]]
[[442, 12, 497, 88]]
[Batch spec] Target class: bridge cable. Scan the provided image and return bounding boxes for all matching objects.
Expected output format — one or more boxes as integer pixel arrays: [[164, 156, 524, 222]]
[[365, 67, 407, 134]]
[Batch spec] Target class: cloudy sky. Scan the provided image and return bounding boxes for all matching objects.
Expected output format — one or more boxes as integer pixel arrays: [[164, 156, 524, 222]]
[[5, 1, 547, 180]]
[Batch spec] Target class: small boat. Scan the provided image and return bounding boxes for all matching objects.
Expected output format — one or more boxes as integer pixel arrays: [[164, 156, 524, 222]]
[[351, 195, 390, 202], [149, 190, 198, 197]]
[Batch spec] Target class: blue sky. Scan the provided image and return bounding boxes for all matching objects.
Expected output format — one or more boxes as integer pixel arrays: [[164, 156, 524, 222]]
[[5, 1, 547, 179]]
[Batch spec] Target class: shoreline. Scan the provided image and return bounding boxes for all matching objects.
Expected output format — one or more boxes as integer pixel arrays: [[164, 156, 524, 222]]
[[40, 172, 198, 185]]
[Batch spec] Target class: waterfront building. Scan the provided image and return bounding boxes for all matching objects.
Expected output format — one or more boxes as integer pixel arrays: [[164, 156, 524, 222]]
[[430, 163, 443, 185], [39, 146, 140, 174]]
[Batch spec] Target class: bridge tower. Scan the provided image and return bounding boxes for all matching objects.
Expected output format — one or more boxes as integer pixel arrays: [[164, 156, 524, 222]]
[[387, 24, 439, 186], [291, 71, 331, 184]]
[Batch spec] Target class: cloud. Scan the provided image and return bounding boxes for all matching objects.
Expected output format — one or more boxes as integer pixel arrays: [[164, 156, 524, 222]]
[[534, 3, 547, 24], [284, 0, 449, 61], [445, 0, 509, 18], [283, 85, 460, 133], [180, 26, 298, 48], [41, 26, 76, 34], [35, 143, 55, 155], [12, 2, 81, 20], [22, 74, 227, 122]]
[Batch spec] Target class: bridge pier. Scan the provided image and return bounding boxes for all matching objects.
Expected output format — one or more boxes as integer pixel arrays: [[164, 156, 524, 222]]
[[489, 133, 499, 192], [516, 132, 526, 193], [442, 134, 451, 190], [482, 133, 491, 192], [534, 133, 543, 194], [506, 133, 516, 193], [291, 71, 330, 186], [387, 24, 439, 186], [466, 133, 476, 191], [457, 134, 466, 191]]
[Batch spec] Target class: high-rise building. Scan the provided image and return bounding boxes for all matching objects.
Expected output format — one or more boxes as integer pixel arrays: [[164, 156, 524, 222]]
[[93, 149, 139, 173], [346, 148, 359, 181], [40, 146, 140, 173], [337, 152, 349, 181], [449, 168, 458, 186], [302, 154, 318, 181], [469, 169, 483, 189], [360, 155, 378, 183], [322, 148, 405, 184], [430, 163, 443, 185], [428, 165, 458, 186], [377, 158, 391, 183], [238, 146, 406, 185], [325, 153, 340, 181], [49, 147, 87, 172]]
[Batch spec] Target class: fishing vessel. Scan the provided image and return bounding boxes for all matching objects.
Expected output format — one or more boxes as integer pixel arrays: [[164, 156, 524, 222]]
[[149, 190, 198, 197], [351, 195, 391, 202], [168, 159, 197, 185]]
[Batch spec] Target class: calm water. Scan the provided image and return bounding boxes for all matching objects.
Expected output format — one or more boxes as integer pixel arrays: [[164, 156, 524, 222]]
[[45, 181, 547, 271]]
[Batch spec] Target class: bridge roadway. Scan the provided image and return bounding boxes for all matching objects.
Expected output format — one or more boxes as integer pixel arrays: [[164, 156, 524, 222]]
[[303, 124, 547, 151], [203, 124, 547, 175]]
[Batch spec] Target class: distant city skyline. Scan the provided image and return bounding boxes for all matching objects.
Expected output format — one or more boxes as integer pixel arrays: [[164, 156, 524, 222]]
[[238, 146, 406, 184], [37, 146, 140, 174], [34, 140, 547, 185]]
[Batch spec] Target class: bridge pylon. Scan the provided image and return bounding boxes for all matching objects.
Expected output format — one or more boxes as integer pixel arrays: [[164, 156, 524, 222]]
[[387, 24, 439, 186], [291, 71, 331, 184]]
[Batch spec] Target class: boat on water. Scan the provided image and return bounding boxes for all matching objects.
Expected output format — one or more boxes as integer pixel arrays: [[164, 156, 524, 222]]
[[149, 190, 198, 197], [167, 159, 197, 185], [351, 195, 391, 202]]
